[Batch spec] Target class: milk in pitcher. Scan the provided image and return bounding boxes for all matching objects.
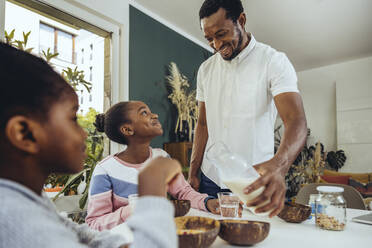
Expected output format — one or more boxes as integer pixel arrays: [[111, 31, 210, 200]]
[[223, 177, 271, 216]]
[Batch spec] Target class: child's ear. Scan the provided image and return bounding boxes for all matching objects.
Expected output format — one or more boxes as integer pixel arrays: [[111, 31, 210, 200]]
[[5, 116, 42, 154], [120, 124, 134, 136]]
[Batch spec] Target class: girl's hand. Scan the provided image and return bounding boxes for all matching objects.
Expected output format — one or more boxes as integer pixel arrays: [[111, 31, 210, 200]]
[[206, 199, 220, 215]]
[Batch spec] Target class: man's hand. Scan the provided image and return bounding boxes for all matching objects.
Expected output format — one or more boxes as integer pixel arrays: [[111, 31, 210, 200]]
[[138, 157, 182, 197], [188, 175, 200, 191], [243, 158, 288, 218]]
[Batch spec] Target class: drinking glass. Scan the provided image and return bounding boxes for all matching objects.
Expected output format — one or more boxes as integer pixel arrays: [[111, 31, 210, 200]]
[[217, 192, 240, 218]]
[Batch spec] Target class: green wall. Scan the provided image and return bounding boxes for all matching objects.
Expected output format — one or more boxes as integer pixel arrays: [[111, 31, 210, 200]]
[[129, 6, 211, 148]]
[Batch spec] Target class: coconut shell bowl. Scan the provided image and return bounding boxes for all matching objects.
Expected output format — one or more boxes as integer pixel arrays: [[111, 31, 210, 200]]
[[277, 202, 312, 223], [175, 216, 220, 248], [172, 200, 191, 217], [218, 219, 270, 246]]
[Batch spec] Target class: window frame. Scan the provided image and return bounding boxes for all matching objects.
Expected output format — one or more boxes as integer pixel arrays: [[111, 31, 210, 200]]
[[1, 0, 127, 155], [39, 22, 76, 64]]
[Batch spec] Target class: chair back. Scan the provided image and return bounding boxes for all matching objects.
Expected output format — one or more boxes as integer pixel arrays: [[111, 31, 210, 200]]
[[295, 183, 366, 210]]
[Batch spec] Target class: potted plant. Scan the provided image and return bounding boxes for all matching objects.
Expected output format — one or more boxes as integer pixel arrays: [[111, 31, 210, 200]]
[[275, 125, 346, 199], [166, 62, 198, 142]]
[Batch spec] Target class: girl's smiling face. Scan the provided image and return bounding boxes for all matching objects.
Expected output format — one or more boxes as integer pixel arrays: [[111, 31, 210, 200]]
[[123, 101, 163, 140]]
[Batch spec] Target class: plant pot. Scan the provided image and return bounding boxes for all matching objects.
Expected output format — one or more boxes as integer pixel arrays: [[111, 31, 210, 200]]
[[177, 120, 189, 142], [53, 195, 87, 213]]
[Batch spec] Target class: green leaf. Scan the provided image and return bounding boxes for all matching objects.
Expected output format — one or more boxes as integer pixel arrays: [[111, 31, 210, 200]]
[[52, 170, 86, 201], [79, 190, 89, 209], [15, 40, 24, 50], [23, 31, 31, 46], [8, 29, 15, 39], [50, 53, 58, 59], [25, 48, 33, 53], [42, 47, 59, 62]]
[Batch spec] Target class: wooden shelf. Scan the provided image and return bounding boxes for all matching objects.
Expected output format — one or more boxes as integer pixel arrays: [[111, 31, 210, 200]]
[[163, 142, 192, 178]]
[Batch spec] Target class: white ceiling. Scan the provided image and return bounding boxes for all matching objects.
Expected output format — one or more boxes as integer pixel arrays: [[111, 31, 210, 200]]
[[131, 0, 372, 71]]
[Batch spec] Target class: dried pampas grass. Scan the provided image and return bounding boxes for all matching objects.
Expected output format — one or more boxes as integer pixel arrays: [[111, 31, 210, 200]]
[[167, 62, 198, 141]]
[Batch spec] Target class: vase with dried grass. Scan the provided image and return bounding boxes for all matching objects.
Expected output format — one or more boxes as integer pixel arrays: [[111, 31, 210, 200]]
[[166, 62, 198, 142]]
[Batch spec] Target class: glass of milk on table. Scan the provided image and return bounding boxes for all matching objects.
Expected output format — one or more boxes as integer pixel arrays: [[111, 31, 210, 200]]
[[206, 141, 271, 216]]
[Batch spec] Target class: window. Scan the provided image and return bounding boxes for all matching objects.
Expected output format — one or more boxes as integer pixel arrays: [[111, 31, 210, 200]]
[[81, 48, 84, 64], [58, 29, 74, 63], [4, 0, 112, 117], [39, 23, 54, 54], [89, 66, 93, 81], [90, 43, 93, 60], [80, 90, 83, 104], [39, 22, 75, 64]]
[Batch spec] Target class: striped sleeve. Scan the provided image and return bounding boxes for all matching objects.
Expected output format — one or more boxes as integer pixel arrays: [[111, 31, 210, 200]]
[[168, 174, 208, 211], [85, 166, 132, 231]]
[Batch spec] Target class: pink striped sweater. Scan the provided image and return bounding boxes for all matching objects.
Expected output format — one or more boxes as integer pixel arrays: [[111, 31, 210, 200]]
[[86, 148, 209, 231]]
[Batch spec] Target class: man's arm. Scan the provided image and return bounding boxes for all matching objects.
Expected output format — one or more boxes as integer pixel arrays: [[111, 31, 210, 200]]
[[244, 92, 307, 217], [188, 101, 208, 191]]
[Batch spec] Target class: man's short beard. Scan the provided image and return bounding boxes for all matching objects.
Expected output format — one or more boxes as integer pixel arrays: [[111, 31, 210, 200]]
[[223, 26, 243, 61]]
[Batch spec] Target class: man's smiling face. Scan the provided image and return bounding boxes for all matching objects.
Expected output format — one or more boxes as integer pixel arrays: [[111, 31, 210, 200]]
[[201, 8, 244, 61]]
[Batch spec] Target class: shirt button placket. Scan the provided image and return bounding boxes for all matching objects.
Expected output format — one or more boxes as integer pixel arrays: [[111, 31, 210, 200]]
[[225, 62, 235, 130]]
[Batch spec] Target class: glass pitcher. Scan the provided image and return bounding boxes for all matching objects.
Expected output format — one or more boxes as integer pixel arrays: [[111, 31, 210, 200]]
[[206, 141, 271, 216]]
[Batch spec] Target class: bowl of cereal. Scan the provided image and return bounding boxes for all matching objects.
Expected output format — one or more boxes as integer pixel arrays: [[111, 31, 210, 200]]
[[175, 216, 220, 248], [278, 202, 311, 223], [218, 219, 270, 246]]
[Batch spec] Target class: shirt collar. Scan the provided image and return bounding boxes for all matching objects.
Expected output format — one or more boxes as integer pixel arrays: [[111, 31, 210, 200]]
[[235, 33, 256, 63]]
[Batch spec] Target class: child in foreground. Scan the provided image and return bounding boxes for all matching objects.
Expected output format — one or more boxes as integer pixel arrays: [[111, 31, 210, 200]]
[[0, 42, 180, 248], [86, 101, 220, 230]]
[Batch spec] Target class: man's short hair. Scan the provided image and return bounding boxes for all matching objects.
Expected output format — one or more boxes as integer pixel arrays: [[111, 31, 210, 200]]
[[199, 0, 244, 22]]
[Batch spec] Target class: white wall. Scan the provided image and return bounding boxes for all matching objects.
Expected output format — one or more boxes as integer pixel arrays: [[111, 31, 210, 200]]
[[0, 0, 5, 41], [297, 56, 372, 172], [336, 77, 372, 173]]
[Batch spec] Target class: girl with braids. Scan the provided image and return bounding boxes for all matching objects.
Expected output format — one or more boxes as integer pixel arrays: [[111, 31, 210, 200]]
[[0, 42, 181, 248], [86, 101, 219, 231]]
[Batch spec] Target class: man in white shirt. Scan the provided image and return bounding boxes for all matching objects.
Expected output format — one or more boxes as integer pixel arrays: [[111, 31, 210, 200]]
[[188, 0, 307, 217]]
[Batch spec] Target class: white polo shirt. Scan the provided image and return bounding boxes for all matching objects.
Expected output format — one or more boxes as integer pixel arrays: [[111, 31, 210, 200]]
[[196, 34, 299, 188]]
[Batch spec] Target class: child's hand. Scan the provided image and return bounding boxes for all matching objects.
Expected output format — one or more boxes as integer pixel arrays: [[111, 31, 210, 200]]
[[206, 199, 220, 215], [138, 157, 182, 197]]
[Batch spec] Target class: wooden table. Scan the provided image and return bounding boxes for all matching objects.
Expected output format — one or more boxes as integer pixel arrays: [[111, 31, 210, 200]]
[[187, 207, 372, 247]]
